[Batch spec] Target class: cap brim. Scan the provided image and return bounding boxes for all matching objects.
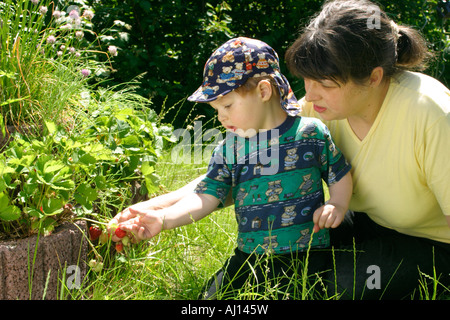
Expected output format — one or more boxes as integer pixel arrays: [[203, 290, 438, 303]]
[[188, 86, 234, 103]]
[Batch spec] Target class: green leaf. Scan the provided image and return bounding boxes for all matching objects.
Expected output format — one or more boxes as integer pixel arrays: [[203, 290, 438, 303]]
[[79, 153, 97, 165], [42, 197, 64, 216], [43, 160, 66, 174], [94, 175, 107, 189], [8, 154, 36, 168], [44, 121, 57, 135], [141, 161, 155, 176], [74, 183, 98, 208], [0, 192, 10, 208], [0, 193, 21, 221], [0, 205, 21, 221], [27, 207, 44, 219], [51, 179, 75, 191]]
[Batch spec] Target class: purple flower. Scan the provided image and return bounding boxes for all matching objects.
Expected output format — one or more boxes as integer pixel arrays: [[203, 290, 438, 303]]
[[69, 9, 80, 20], [39, 6, 48, 15], [81, 69, 91, 77], [53, 10, 62, 19], [46, 35, 56, 44], [75, 31, 84, 39], [108, 45, 118, 57], [82, 10, 95, 20], [31, 0, 39, 5]]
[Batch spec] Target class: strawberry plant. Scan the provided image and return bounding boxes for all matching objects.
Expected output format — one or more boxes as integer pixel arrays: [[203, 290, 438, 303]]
[[0, 99, 174, 240]]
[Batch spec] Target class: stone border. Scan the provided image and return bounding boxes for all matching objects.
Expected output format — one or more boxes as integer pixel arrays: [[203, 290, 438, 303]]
[[0, 220, 88, 300]]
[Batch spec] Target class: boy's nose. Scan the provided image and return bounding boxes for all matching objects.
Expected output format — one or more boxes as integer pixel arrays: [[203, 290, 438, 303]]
[[217, 110, 227, 123]]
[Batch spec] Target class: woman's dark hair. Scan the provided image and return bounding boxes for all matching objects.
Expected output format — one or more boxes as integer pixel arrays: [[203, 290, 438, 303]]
[[285, 0, 433, 84]]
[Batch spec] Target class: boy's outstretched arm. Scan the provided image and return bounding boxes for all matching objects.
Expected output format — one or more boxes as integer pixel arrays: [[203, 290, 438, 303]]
[[313, 171, 353, 232], [113, 193, 220, 242], [109, 175, 233, 241]]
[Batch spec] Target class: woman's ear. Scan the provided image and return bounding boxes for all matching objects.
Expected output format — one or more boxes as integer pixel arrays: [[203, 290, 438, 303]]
[[369, 67, 385, 87], [257, 79, 273, 101]]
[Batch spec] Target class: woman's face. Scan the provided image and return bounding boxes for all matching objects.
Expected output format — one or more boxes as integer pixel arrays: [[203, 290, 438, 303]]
[[303, 78, 371, 121]]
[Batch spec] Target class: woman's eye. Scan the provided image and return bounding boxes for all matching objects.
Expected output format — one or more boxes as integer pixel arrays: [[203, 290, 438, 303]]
[[320, 80, 340, 89]]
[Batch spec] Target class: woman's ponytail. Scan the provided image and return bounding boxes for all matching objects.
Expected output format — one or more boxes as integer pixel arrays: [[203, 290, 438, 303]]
[[395, 25, 433, 71]]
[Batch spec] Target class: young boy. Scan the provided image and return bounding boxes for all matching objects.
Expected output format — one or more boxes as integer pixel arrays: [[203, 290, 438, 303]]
[[114, 37, 352, 298]]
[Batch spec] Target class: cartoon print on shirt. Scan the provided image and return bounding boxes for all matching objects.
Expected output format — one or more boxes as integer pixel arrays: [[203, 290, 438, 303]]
[[254, 162, 264, 175], [328, 136, 339, 157], [284, 147, 299, 170], [265, 180, 283, 202], [215, 167, 230, 182], [252, 217, 262, 229], [236, 187, 249, 206], [262, 235, 279, 251], [328, 166, 337, 185], [299, 174, 314, 195], [194, 181, 208, 193], [281, 205, 297, 226], [296, 228, 311, 249], [216, 188, 227, 203], [301, 121, 318, 138]]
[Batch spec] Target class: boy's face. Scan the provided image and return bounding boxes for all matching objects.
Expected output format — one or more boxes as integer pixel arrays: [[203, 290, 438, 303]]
[[209, 90, 268, 138]]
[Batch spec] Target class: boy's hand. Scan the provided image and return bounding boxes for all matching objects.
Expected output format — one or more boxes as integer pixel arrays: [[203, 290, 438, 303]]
[[108, 207, 164, 243], [313, 203, 346, 233]]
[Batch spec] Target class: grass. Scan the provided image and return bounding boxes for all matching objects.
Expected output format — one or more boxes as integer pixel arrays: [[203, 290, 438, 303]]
[[55, 145, 450, 301], [58, 149, 237, 300]]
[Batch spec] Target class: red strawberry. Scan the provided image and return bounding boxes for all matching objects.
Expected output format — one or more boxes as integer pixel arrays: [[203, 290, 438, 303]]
[[89, 226, 102, 240], [115, 227, 127, 239], [115, 242, 123, 252]]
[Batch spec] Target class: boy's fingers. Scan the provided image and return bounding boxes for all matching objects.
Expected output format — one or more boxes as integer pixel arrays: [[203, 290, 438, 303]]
[[313, 223, 320, 233], [312, 206, 323, 225]]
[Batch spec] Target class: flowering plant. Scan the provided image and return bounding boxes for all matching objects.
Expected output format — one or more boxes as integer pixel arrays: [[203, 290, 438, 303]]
[[0, 0, 174, 240], [0, 0, 115, 131]]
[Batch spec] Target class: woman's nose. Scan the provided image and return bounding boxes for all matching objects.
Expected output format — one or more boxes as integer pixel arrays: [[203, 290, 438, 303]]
[[304, 79, 321, 102]]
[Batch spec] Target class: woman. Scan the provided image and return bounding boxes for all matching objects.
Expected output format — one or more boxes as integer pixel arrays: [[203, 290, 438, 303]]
[[109, 0, 450, 299]]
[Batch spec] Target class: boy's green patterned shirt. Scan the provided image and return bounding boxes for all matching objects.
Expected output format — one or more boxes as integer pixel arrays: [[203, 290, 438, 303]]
[[195, 116, 351, 254]]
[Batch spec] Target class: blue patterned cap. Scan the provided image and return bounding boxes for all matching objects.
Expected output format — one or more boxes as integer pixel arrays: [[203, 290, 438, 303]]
[[188, 37, 301, 116]]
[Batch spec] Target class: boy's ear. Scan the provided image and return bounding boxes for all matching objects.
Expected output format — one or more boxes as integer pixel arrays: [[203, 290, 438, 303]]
[[258, 79, 273, 101]]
